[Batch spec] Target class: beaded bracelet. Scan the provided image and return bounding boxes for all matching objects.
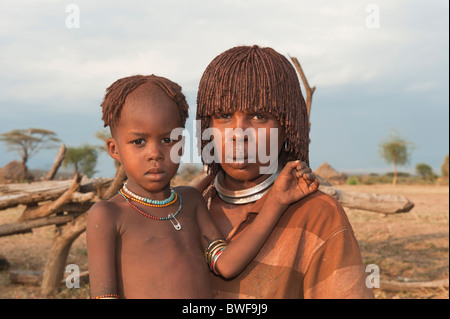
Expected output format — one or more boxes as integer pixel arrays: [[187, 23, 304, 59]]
[[210, 247, 226, 275], [203, 238, 228, 272], [92, 294, 119, 299]]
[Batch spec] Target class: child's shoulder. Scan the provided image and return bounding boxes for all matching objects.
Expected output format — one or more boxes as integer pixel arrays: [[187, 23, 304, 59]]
[[173, 185, 202, 196], [87, 195, 123, 223], [173, 185, 204, 202]]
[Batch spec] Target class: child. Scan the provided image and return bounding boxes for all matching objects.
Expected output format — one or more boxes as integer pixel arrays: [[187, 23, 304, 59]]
[[86, 74, 318, 299]]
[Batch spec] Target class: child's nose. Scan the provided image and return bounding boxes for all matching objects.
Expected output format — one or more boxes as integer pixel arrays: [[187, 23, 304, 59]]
[[145, 144, 164, 162]]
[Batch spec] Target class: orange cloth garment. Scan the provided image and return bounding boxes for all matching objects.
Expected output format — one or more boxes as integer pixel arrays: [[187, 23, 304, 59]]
[[198, 176, 375, 299]]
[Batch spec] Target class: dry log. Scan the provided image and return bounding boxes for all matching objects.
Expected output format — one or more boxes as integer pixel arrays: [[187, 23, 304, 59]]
[[10, 270, 43, 285], [19, 173, 82, 221], [0, 213, 80, 237], [40, 212, 89, 297], [101, 164, 126, 200], [381, 279, 449, 291], [319, 185, 414, 214], [39, 168, 126, 297], [43, 144, 66, 181], [0, 177, 112, 210]]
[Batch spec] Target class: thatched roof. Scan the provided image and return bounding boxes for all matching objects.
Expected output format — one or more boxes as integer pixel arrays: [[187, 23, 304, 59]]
[[314, 162, 346, 185], [0, 160, 33, 183]]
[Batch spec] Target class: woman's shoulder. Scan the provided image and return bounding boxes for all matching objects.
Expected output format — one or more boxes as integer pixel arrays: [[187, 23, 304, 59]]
[[282, 190, 354, 236]]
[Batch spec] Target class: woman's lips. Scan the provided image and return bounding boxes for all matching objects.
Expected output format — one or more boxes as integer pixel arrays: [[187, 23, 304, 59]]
[[226, 162, 248, 169]]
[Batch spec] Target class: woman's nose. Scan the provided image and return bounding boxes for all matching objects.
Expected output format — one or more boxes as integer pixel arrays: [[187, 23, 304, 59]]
[[231, 113, 251, 140]]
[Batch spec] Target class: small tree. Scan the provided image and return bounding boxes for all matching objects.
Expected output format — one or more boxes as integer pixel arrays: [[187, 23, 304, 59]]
[[63, 145, 98, 178], [441, 155, 449, 179], [379, 131, 414, 185], [415, 163, 435, 181], [0, 128, 60, 179]]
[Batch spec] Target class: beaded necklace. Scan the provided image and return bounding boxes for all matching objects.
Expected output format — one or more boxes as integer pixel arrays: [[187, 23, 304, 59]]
[[118, 187, 182, 231], [119, 189, 178, 208], [123, 182, 176, 206]]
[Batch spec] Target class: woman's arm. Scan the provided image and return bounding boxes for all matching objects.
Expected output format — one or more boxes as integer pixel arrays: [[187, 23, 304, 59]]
[[198, 160, 319, 279], [86, 201, 119, 299]]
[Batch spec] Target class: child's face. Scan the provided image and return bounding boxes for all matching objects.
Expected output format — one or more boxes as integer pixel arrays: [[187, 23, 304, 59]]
[[107, 86, 182, 195]]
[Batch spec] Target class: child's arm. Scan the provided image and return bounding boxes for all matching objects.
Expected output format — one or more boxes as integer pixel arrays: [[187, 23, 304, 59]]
[[86, 201, 119, 299], [198, 160, 319, 279]]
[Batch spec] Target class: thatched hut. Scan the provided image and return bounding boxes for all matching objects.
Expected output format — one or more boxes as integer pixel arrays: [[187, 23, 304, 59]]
[[314, 162, 346, 185], [0, 160, 34, 183]]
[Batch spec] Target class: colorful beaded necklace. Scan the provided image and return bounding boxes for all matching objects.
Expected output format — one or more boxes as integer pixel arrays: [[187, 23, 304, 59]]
[[119, 189, 178, 208], [123, 182, 176, 206], [118, 185, 182, 230]]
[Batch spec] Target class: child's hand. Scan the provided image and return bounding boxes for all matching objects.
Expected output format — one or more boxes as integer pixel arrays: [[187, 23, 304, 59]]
[[270, 160, 320, 206]]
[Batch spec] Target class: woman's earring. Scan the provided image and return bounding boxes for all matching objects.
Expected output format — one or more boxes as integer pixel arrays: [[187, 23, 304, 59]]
[[284, 142, 288, 151]]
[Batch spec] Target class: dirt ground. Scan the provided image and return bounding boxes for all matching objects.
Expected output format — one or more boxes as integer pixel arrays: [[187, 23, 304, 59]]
[[0, 184, 448, 299]]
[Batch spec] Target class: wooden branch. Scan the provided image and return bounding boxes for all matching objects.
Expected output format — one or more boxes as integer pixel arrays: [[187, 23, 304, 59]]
[[319, 185, 414, 214], [290, 56, 315, 119], [40, 212, 89, 297], [101, 164, 126, 200], [43, 144, 66, 181], [0, 213, 80, 237], [0, 177, 112, 210], [19, 173, 82, 221], [381, 279, 449, 291]]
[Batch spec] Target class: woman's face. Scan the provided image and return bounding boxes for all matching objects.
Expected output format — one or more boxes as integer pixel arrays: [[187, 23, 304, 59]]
[[209, 110, 285, 181]]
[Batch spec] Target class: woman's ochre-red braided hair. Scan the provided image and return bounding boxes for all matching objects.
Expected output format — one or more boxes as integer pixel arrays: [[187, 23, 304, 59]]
[[196, 45, 310, 175]]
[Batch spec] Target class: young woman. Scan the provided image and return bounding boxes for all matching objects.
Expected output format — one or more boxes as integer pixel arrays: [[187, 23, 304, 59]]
[[195, 45, 374, 299]]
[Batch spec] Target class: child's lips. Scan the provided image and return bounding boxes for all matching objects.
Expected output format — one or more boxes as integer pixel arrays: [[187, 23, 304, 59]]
[[146, 167, 165, 174], [144, 168, 167, 181]]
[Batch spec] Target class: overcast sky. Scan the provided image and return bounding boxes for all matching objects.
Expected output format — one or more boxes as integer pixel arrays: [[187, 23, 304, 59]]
[[0, 0, 448, 178]]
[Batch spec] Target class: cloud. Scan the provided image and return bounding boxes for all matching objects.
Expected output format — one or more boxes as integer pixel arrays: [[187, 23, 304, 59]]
[[0, 0, 448, 175]]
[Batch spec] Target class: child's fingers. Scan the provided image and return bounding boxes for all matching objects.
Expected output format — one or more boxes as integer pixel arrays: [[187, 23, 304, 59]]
[[296, 161, 308, 171], [282, 160, 301, 175], [308, 179, 320, 192]]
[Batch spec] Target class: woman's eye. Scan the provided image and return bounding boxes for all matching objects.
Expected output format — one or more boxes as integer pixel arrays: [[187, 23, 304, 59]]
[[252, 114, 266, 121], [213, 113, 232, 120]]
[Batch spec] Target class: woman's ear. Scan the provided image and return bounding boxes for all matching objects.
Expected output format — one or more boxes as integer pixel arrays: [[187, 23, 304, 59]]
[[106, 138, 120, 161]]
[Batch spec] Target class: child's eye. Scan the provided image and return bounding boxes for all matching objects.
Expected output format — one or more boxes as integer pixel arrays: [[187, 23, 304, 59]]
[[162, 137, 174, 144], [131, 138, 145, 145]]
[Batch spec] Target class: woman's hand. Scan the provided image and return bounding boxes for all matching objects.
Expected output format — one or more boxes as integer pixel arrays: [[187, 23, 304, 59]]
[[270, 160, 320, 206]]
